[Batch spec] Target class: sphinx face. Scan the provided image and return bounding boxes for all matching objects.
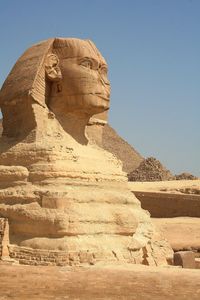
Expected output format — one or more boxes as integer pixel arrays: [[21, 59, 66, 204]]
[[49, 40, 110, 116]]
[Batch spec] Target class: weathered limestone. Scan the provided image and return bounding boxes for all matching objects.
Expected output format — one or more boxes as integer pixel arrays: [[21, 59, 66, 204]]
[[0, 119, 146, 173], [87, 124, 143, 174], [0, 38, 173, 266], [0, 218, 10, 259]]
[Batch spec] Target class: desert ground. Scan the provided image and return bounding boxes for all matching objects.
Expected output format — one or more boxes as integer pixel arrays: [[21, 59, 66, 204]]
[[129, 179, 200, 193], [0, 263, 200, 300]]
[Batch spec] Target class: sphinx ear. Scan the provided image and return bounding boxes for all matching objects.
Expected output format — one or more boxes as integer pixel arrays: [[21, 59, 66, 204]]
[[45, 54, 62, 82]]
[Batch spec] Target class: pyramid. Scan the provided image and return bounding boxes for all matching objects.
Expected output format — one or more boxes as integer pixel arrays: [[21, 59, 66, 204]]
[[128, 157, 174, 182]]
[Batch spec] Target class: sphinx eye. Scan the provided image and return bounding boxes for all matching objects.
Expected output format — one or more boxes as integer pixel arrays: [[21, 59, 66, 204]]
[[80, 59, 93, 69]]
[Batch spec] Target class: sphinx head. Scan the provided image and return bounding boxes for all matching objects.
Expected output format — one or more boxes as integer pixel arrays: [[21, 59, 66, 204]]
[[48, 38, 110, 116], [0, 38, 110, 138]]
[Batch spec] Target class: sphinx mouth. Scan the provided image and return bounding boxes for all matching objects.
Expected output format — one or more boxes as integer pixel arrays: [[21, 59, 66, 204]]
[[94, 93, 110, 102], [65, 93, 110, 102]]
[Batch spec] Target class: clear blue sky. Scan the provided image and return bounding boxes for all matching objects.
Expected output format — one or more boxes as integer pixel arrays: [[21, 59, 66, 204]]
[[0, 0, 199, 176]]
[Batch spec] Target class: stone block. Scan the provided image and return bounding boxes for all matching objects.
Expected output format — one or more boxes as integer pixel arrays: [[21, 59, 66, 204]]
[[174, 251, 195, 269]]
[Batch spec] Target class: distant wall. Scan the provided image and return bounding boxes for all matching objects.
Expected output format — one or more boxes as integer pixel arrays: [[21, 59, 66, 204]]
[[133, 191, 200, 218]]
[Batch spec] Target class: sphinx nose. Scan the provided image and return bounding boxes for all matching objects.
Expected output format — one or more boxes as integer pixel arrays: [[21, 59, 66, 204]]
[[98, 73, 110, 88], [97, 69, 110, 97], [106, 86, 110, 98], [100, 75, 110, 86]]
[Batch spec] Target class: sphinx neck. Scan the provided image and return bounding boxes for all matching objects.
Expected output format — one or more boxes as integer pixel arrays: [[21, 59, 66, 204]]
[[55, 112, 90, 145]]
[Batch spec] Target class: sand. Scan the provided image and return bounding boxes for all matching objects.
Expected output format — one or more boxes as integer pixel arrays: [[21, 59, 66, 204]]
[[0, 263, 200, 299], [128, 179, 200, 193]]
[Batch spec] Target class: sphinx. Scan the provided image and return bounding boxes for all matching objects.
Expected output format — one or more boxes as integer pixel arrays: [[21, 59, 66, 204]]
[[0, 38, 172, 266]]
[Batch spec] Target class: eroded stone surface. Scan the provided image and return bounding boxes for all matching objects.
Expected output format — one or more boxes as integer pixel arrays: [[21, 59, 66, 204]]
[[0, 38, 172, 266]]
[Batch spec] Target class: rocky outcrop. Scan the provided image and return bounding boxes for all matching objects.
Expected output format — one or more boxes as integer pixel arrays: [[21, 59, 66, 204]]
[[175, 173, 198, 180]]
